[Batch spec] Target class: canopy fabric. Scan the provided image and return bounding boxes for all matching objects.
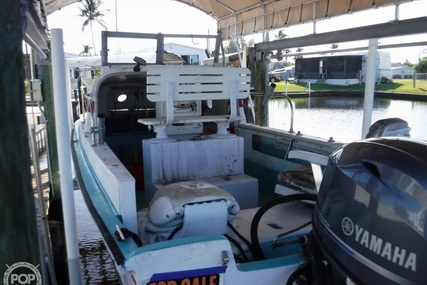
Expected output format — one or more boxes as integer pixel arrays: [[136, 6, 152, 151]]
[[30, 0, 414, 58], [45, 0, 411, 39], [45, 0, 79, 14], [175, 0, 411, 39]]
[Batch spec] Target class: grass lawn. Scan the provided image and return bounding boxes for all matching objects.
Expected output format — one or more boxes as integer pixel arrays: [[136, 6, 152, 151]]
[[273, 79, 427, 95]]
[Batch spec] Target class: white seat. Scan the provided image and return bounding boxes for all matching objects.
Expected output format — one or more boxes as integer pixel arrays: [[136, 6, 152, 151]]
[[138, 66, 251, 138]]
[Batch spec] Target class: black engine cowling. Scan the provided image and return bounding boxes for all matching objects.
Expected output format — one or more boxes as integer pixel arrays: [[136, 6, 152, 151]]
[[313, 137, 427, 285]]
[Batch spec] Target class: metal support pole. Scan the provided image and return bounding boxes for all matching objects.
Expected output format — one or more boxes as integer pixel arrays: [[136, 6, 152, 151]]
[[97, 114, 106, 144], [361, 39, 378, 138], [51, 28, 82, 285]]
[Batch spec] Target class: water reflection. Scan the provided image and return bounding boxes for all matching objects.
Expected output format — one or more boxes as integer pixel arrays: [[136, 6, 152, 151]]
[[75, 190, 120, 284], [269, 97, 427, 142], [293, 97, 390, 109]]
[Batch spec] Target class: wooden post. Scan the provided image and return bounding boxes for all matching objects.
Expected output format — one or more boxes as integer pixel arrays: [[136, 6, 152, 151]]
[[0, 0, 42, 281], [39, 62, 70, 284], [253, 61, 268, 126], [39, 64, 62, 202]]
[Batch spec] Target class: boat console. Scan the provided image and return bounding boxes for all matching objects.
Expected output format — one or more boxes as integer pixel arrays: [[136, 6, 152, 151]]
[[138, 66, 259, 209]]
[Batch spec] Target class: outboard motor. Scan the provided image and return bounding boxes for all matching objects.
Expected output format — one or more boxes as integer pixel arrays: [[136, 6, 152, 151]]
[[312, 137, 427, 285], [365, 117, 411, 138]]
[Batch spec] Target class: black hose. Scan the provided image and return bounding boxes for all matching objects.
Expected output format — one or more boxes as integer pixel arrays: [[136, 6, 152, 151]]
[[225, 234, 250, 262], [115, 227, 143, 247], [250, 194, 317, 261], [227, 222, 253, 253], [167, 225, 183, 240]]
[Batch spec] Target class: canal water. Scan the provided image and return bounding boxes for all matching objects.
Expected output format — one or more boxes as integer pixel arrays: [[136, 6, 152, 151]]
[[75, 190, 120, 284], [269, 96, 427, 142], [74, 96, 427, 284]]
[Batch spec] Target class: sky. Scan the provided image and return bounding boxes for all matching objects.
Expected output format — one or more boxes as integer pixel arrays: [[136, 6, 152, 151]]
[[47, 0, 427, 64], [47, 0, 218, 55]]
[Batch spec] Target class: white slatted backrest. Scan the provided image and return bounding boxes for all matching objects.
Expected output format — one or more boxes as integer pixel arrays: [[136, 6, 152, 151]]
[[139, 66, 251, 137], [146, 66, 251, 102]]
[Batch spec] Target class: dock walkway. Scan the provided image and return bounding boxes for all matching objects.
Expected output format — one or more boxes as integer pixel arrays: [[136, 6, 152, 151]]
[[31, 150, 118, 284]]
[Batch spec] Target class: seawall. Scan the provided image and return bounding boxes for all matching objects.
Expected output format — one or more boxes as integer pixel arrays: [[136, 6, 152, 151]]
[[279, 91, 427, 102]]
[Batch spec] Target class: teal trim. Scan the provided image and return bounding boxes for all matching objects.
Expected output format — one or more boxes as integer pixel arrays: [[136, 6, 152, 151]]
[[252, 134, 289, 159], [244, 159, 279, 199], [72, 123, 139, 264]]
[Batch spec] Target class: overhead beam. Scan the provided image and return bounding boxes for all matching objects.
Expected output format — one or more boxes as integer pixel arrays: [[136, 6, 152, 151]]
[[287, 41, 427, 58], [22, 0, 50, 58], [255, 16, 427, 52]]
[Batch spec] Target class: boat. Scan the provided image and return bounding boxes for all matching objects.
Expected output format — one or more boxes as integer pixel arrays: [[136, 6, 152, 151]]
[[71, 31, 426, 285]]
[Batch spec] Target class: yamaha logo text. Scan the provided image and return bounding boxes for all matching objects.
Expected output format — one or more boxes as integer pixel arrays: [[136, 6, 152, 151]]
[[341, 217, 416, 272]]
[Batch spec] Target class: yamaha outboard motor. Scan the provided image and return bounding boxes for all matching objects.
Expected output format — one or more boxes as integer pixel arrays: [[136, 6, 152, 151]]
[[313, 137, 427, 285], [365, 117, 411, 138]]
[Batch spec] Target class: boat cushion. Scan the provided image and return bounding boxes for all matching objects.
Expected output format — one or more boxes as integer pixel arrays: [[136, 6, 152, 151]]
[[138, 181, 240, 244], [276, 165, 316, 194]]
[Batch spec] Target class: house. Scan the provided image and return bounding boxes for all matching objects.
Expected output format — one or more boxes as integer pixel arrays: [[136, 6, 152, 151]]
[[163, 43, 209, 65], [295, 51, 393, 85], [391, 63, 413, 79]]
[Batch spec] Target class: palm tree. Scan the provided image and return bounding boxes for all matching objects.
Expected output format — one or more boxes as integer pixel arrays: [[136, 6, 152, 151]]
[[274, 29, 287, 40], [79, 0, 109, 55], [79, 45, 93, 56], [274, 29, 291, 61]]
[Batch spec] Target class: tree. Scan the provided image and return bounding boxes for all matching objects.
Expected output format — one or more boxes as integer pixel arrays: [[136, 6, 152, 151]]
[[224, 37, 252, 54], [294, 47, 304, 60], [274, 29, 287, 40], [224, 40, 238, 54], [79, 0, 109, 55], [274, 29, 291, 61], [79, 45, 93, 56], [414, 57, 427, 73], [404, 60, 413, 67]]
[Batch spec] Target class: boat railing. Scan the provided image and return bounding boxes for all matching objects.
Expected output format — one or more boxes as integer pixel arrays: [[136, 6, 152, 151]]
[[282, 94, 295, 133], [278, 81, 296, 133]]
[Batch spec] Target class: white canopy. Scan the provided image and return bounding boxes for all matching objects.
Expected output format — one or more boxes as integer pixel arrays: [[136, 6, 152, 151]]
[[45, 0, 411, 39], [173, 0, 412, 38]]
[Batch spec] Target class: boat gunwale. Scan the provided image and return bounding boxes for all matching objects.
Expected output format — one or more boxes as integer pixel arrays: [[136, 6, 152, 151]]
[[71, 121, 136, 265]]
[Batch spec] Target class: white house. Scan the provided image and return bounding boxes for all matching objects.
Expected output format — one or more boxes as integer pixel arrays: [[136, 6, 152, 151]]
[[391, 64, 413, 79], [163, 43, 209, 65]]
